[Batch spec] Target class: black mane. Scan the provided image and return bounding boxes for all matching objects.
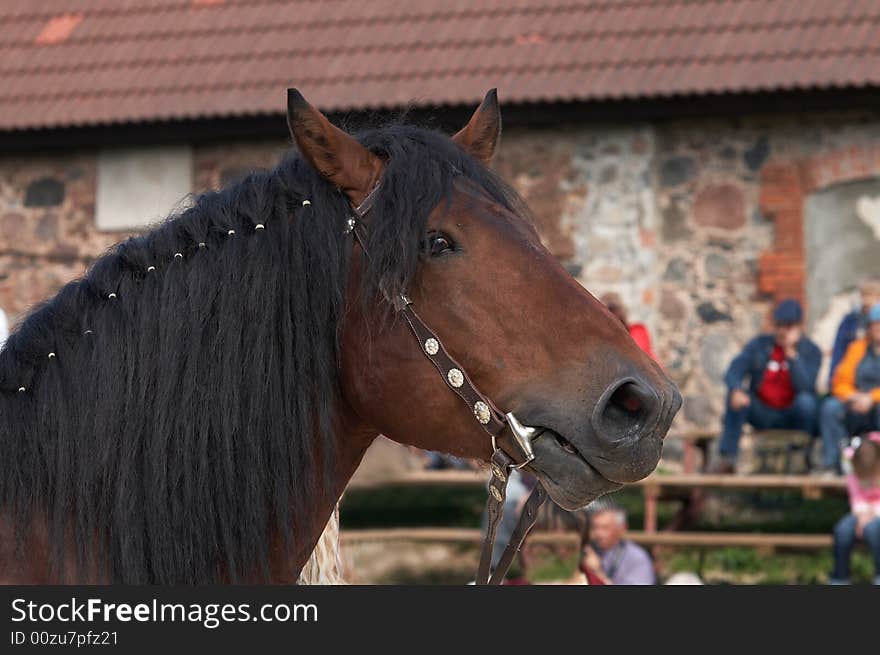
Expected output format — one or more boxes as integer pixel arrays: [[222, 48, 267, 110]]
[[0, 123, 521, 583]]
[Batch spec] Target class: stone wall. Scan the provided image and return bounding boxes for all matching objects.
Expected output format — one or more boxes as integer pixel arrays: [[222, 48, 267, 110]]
[[4, 109, 880, 433], [0, 151, 111, 318], [495, 124, 657, 321], [0, 140, 287, 322], [651, 120, 775, 428]]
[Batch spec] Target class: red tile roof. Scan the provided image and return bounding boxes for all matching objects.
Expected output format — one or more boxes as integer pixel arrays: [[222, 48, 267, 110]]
[[2, 0, 880, 131]]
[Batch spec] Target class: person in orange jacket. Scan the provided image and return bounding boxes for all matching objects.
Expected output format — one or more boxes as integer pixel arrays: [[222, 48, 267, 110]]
[[820, 303, 880, 473]]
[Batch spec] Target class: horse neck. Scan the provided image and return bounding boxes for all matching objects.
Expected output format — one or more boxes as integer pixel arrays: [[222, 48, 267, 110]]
[[277, 402, 376, 582]]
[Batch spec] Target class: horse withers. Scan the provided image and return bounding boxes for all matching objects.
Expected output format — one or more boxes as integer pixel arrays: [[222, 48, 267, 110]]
[[0, 89, 680, 583]]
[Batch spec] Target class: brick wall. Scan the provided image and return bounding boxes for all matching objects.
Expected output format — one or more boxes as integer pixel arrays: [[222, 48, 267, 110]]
[[759, 143, 880, 307]]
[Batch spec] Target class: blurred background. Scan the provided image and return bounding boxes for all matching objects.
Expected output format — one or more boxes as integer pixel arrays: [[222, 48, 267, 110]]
[[2, 0, 880, 584]]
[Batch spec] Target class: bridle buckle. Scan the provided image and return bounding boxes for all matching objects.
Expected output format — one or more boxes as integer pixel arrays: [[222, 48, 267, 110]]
[[504, 412, 537, 468]]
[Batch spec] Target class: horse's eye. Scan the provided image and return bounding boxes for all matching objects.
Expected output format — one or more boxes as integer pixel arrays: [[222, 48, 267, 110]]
[[425, 232, 455, 257]]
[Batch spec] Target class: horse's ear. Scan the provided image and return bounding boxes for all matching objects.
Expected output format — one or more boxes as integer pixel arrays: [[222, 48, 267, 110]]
[[286, 88, 382, 205], [452, 88, 502, 164]]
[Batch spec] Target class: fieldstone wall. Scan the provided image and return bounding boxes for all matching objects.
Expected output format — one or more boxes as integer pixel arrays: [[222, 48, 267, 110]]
[[0, 152, 120, 319], [495, 125, 657, 324], [4, 110, 880, 433], [193, 139, 287, 192], [0, 141, 287, 324], [651, 121, 775, 428]]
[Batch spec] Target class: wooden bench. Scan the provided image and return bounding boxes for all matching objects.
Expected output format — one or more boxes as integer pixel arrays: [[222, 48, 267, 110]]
[[750, 429, 812, 474], [667, 428, 814, 475], [635, 473, 846, 532]]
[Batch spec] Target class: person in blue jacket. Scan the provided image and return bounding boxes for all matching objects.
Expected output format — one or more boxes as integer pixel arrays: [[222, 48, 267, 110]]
[[711, 299, 822, 473], [828, 277, 880, 386]]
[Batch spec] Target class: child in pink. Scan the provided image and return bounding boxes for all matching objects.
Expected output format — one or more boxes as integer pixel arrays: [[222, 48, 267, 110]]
[[830, 433, 880, 584]]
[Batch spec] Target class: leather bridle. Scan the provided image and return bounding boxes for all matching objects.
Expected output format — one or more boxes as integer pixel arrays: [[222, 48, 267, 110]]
[[346, 184, 550, 585]]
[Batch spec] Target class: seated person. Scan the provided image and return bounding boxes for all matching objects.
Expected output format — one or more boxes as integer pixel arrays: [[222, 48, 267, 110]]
[[829, 434, 880, 585], [600, 292, 656, 361], [576, 502, 655, 585], [712, 299, 821, 473], [820, 303, 880, 472], [828, 276, 880, 386]]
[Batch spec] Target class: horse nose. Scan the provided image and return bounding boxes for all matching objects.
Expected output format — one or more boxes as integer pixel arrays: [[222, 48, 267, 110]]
[[591, 377, 663, 442]]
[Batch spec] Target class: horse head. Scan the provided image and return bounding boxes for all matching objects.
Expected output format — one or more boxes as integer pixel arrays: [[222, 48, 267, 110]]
[[288, 89, 682, 511]]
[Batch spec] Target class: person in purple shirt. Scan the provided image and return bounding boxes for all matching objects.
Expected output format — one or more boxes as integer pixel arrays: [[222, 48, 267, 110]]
[[580, 503, 655, 585]]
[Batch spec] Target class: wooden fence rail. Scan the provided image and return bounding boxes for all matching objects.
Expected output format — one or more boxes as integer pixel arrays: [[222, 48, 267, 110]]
[[344, 469, 845, 550]]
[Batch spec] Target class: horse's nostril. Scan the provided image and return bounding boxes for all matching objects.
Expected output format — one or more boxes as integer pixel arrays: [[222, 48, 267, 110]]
[[610, 382, 643, 414], [594, 379, 659, 439]]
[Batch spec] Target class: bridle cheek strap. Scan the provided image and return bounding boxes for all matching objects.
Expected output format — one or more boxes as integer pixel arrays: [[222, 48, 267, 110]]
[[477, 450, 548, 585], [349, 186, 549, 585], [488, 474, 548, 585], [400, 302, 507, 431]]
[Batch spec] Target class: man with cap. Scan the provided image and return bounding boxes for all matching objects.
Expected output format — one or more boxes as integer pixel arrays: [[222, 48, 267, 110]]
[[711, 299, 822, 473], [820, 302, 880, 473]]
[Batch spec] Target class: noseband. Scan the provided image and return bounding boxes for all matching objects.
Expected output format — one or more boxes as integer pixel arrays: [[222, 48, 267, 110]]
[[347, 185, 549, 585]]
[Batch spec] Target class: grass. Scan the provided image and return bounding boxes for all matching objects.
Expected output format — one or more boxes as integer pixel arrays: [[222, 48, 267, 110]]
[[341, 484, 487, 529], [527, 549, 580, 583], [660, 547, 876, 585]]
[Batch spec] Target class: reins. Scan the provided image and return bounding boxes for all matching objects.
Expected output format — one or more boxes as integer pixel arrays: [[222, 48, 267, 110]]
[[347, 184, 549, 585]]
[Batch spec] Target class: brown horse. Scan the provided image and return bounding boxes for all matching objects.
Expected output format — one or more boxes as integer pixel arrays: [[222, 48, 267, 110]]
[[0, 89, 680, 583]]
